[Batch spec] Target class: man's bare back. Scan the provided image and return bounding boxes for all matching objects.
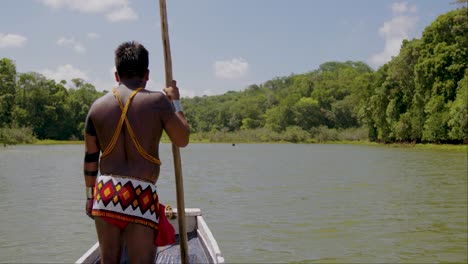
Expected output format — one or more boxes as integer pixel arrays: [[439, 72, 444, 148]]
[[88, 83, 174, 183]]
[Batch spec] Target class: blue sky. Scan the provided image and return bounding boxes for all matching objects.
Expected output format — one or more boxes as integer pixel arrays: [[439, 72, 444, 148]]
[[0, 0, 460, 97]]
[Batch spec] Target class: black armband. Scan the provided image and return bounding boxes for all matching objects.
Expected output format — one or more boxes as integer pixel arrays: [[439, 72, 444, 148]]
[[84, 170, 98, 176], [84, 152, 100, 163]]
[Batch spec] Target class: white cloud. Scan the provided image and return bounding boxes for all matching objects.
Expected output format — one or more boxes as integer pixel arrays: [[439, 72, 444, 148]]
[[0, 33, 27, 48], [214, 58, 249, 79], [41, 64, 89, 85], [40, 0, 126, 12], [39, 0, 137, 22], [57, 37, 85, 53], [392, 2, 417, 14], [368, 2, 418, 67], [39, 0, 64, 9], [106, 6, 138, 22], [91, 78, 117, 91], [86, 32, 100, 39]]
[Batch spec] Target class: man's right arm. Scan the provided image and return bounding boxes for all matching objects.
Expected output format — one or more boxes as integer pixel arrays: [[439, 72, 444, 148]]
[[165, 110, 190, 147], [163, 80, 190, 147]]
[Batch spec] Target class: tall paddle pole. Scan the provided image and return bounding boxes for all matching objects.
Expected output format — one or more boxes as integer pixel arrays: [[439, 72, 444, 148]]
[[159, 1, 189, 263]]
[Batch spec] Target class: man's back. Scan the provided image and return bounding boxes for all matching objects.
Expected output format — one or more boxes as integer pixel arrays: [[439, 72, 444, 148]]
[[88, 85, 174, 183]]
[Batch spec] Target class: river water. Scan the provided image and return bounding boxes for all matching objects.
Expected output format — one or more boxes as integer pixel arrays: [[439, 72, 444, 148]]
[[0, 144, 466, 263]]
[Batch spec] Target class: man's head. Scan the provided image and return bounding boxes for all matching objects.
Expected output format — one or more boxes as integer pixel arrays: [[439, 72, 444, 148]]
[[115, 41, 149, 80]]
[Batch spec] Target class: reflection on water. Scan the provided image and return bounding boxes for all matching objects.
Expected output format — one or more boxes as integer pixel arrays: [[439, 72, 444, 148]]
[[0, 144, 466, 263]]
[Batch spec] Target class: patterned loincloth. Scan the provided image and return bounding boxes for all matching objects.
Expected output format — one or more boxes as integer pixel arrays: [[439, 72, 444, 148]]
[[91, 174, 159, 230]]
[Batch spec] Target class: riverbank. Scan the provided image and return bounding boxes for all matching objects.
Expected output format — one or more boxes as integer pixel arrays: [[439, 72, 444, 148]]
[[33, 139, 83, 145], [29, 139, 467, 152]]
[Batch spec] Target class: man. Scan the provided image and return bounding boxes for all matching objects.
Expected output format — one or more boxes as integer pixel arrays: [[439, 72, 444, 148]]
[[83, 41, 189, 263]]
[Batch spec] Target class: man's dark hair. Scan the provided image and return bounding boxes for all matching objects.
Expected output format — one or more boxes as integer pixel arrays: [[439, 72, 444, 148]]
[[115, 41, 149, 79]]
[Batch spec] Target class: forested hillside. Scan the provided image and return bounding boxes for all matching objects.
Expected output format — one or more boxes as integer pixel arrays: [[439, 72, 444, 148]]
[[0, 7, 466, 144], [0, 67, 104, 143], [183, 7, 467, 144]]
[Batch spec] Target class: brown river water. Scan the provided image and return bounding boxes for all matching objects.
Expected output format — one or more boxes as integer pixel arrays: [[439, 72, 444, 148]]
[[0, 143, 466, 263]]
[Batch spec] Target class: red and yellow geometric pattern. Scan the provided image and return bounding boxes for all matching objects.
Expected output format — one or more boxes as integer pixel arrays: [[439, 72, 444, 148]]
[[95, 179, 158, 215], [91, 175, 159, 230]]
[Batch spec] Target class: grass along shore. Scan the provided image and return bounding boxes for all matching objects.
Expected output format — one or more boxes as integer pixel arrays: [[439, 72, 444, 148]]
[[28, 138, 467, 152], [1, 126, 464, 152]]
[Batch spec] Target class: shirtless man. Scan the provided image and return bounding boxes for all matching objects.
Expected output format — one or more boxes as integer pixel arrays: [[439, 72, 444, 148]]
[[83, 41, 189, 263]]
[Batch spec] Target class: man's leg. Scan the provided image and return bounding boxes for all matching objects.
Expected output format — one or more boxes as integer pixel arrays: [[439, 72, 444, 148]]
[[94, 217, 123, 264], [124, 223, 156, 263]]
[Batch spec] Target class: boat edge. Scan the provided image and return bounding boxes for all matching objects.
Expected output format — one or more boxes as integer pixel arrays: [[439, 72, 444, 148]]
[[75, 208, 224, 264], [197, 215, 225, 264], [75, 242, 99, 264]]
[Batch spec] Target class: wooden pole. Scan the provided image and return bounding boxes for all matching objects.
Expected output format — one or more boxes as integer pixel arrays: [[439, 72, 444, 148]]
[[159, 1, 189, 264]]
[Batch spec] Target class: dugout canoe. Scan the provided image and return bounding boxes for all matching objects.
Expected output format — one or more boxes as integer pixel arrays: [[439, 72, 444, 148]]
[[75, 208, 224, 264]]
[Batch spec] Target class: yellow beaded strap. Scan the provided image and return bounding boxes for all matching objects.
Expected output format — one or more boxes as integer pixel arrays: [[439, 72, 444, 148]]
[[100, 87, 143, 159], [100, 87, 161, 165]]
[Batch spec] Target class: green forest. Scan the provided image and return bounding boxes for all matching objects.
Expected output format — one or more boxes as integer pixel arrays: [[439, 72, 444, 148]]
[[0, 7, 466, 145]]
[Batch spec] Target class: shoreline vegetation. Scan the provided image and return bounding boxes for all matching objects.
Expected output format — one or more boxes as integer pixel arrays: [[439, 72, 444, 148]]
[[32, 140, 466, 152], [28, 140, 468, 152], [5, 131, 464, 152], [0, 126, 465, 152]]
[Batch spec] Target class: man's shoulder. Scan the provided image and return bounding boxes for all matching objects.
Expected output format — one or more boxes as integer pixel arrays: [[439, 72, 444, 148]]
[[142, 89, 165, 98], [99, 90, 116, 101], [139, 90, 173, 112], [88, 92, 113, 111], [141, 90, 171, 103]]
